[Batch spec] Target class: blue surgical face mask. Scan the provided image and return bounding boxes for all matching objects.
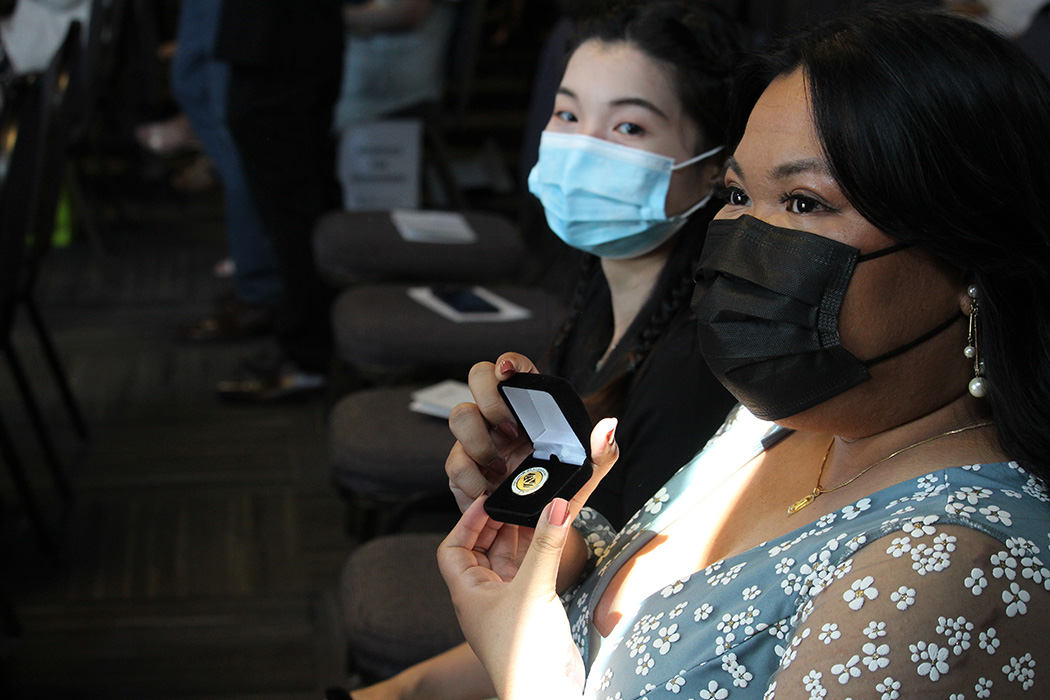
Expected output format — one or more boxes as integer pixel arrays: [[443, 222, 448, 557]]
[[527, 131, 723, 259]]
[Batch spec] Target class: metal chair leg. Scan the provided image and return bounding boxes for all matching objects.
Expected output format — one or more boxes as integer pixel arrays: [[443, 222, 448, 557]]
[[2, 343, 72, 505], [0, 409, 56, 553], [22, 296, 88, 441]]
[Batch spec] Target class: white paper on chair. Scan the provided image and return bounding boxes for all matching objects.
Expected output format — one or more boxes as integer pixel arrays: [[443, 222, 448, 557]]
[[409, 379, 475, 419], [391, 210, 477, 244], [407, 285, 533, 323]]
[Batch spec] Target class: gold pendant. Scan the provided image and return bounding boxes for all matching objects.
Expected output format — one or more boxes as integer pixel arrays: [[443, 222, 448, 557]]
[[787, 492, 817, 515]]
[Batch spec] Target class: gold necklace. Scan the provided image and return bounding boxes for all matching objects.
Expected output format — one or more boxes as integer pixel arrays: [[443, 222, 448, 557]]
[[787, 421, 995, 516]]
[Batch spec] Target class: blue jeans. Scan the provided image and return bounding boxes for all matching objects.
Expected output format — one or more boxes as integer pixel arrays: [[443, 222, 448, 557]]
[[170, 0, 283, 307]]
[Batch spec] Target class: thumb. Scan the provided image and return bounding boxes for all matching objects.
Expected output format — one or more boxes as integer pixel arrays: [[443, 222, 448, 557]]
[[515, 498, 573, 596]]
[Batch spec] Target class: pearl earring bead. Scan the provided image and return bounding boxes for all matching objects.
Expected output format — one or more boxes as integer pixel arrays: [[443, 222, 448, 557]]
[[969, 376, 987, 398]]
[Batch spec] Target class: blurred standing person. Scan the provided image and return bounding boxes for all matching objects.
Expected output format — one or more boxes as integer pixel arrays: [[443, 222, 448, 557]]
[[214, 0, 344, 401], [171, 0, 286, 343]]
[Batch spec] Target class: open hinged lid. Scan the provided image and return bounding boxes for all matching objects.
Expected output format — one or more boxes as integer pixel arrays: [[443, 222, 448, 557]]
[[498, 373, 591, 466]]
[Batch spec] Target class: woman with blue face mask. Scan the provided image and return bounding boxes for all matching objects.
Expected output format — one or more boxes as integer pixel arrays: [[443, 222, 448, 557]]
[[335, 4, 742, 699]]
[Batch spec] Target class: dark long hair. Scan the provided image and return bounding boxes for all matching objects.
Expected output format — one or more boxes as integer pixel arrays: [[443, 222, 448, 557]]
[[547, 0, 744, 420], [726, 5, 1050, 479]]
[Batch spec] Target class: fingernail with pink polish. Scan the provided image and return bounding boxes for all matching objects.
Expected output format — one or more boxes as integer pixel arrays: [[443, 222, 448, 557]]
[[499, 360, 516, 376], [498, 421, 519, 439], [606, 421, 618, 447], [548, 498, 570, 527]]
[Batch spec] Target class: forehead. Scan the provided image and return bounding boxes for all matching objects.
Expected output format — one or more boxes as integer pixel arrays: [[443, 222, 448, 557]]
[[733, 69, 824, 174], [561, 39, 681, 110]]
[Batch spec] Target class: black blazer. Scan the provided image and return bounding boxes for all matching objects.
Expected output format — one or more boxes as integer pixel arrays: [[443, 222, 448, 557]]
[[214, 0, 343, 68]]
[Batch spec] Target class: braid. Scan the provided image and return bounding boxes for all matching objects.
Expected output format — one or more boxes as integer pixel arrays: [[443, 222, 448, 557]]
[[583, 215, 709, 421], [546, 254, 600, 376]]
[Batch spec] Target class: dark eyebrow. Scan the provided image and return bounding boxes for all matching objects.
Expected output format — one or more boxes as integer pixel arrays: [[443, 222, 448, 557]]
[[770, 157, 832, 180], [724, 155, 832, 181], [555, 87, 669, 122]]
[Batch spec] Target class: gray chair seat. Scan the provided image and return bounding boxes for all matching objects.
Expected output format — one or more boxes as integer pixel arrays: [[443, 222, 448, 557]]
[[340, 532, 463, 680], [329, 384, 456, 496], [313, 210, 527, 285], [331, 283, 565, 371]]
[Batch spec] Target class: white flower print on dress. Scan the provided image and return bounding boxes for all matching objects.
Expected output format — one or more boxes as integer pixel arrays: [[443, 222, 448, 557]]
[[669, 601, 688, 619], [802, 669, 824, 694], [1002, 582, 1031, 616], [886, 536, 912, 558], [722, 652, 753, 687], [980, 504, 1012, 525], [862, 642, 891, 672], [841, 498, 872, 520], [910, 641, 951, 681], [831, 654, 862, 684], [635, 652, 654, 675], [843, 575, 878, 610], [775, 557, 795, 574], [991, 550, 1018, 580], [976, 676, 993, 697], [864, 620, 887, 639], [818, 622, 841, 644], [956, 486, 993, 505], [964, 567, 988, 595], [911, 542, 953, 575], [661, 578, 687, 598], [937, 616, 974, 655], [643, 487, 669, 514], [694, 603, 713, 622], [665, 672, 686, 694], [1003, 653, 1036, 690], [597, 668, 613, 691], [698, 680, 728, 700], [945, 501, 977, 517], [653, 624, 680, 655], [743, 585, 761, 601], [1023, 475, 1049, 501], [903, 514, 940, 537], [890, 585, 916, 610], [876, 676, 901, 700], [708, 562, 746, 587], [978, 628, 1000, 654]]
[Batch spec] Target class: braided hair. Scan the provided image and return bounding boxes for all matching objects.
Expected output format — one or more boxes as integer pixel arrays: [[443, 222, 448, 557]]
[[547, 209, 715, 422]]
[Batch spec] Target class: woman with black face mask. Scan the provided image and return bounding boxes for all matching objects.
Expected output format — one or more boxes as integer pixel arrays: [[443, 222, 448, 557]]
[[438, 6, 1050, 699]]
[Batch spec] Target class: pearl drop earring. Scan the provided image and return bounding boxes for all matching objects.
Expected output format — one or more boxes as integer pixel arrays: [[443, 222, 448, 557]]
[[965, 285, 987, 398]]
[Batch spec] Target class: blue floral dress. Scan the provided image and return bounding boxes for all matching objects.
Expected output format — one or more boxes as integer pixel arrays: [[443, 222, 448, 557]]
[[568, 407, 1050, 699]]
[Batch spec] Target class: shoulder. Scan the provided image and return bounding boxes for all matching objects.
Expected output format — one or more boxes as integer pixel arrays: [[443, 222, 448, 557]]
[[768, 466, 1050, 698]]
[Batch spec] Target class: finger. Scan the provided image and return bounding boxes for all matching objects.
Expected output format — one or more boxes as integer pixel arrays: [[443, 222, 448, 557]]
[[446, 440, 495, 506], [438, 497, 498, 586], [466, 361, 519, 438], [569, 417, 620, 516], [513, 498, 572, 596], [492, 352, 540, 381]]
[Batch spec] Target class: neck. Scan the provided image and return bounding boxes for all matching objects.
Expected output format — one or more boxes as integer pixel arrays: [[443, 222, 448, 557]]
[[819, 393, 1003, 491], [600, 245, 671, 355]]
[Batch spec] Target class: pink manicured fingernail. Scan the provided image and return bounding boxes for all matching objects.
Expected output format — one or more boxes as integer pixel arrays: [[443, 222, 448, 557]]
[[499, 360, 516, 376], [498, 421, 519, 439], [548, 498, 570, 526]]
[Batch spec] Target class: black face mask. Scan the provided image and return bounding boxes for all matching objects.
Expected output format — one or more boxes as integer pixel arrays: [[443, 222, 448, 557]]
[[691, 215, 961, 421]]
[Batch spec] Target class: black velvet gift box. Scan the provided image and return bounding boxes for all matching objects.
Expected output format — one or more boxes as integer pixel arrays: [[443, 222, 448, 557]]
[[484, 373, 593, 527]]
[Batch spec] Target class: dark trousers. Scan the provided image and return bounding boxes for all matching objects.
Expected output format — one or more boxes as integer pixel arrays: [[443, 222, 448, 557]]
[[225, 62, 343, 373]]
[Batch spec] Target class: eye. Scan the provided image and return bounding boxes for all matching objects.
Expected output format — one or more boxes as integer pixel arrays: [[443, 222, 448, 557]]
[[719, 185, 750, 207], [553, 109, 577, 124], [783, 193, 831, 214], [614, 122, 645, 137]]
